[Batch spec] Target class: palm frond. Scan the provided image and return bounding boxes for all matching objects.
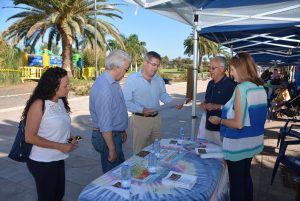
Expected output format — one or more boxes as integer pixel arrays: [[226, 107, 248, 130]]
[[5, 0, 125, 71]]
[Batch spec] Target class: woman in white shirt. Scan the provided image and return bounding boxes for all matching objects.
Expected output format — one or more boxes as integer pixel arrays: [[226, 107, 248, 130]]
[[23, 68, 78, 201]]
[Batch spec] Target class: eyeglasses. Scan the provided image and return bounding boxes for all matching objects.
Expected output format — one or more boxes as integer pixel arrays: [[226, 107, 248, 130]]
[[147, 61, 160, 68], [209, 66, 220, 71]]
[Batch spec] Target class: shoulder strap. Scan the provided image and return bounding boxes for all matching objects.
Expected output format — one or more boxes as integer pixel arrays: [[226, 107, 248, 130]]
[[42, 99, 45, 114], [23, 99, 46, 126]]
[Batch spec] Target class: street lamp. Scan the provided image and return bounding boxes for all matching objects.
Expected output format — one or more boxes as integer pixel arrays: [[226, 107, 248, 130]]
[[94, 0, 98, 77]]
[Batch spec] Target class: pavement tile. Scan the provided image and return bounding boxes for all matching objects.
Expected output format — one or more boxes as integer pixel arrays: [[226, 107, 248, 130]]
[[0, 80, 299, 201], [0, 177, 36, 201]]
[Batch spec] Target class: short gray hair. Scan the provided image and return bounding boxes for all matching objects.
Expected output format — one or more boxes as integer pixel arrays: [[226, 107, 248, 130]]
[[212, 56, 227, 70], [105, 49, 131, 70]]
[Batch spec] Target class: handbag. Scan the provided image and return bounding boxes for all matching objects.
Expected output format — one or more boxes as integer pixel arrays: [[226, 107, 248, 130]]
[[8, 120, 32, 162]]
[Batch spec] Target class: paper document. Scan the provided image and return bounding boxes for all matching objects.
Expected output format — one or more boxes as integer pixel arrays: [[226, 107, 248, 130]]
[[105, 181, 141, 199], [195, 143, 223, 159], [161, 171, 197, 190], [149, 98, 187, 112]]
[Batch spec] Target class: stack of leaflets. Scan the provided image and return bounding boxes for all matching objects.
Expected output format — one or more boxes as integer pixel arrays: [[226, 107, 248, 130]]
[[160, 139, 182, 150], [183, 141, 206, 151], [195, 143, 223, 158], [161, 171, 197, 190], [105, 181, 141, 199], [136, 150, 150, 158]]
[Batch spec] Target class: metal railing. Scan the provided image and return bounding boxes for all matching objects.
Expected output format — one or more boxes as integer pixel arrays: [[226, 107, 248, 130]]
[[0, 66, 106, 82], [20, 66, 44, 82], [82, 67, 105, 80]]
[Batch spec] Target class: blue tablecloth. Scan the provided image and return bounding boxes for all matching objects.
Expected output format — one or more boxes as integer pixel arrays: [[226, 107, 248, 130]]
[[78, 140, 229, 201]]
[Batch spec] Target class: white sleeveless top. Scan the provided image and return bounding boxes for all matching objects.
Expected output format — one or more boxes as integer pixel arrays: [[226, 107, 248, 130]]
[[29, 99, 71, 162]]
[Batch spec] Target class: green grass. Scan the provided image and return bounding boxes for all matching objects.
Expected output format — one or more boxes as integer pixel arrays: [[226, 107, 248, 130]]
[[70, 78, 94, 96], [160, 68, 183, 74], [124, 68, 189, 82], [159, 68, 187, 82], [125, 68, 181, 74]]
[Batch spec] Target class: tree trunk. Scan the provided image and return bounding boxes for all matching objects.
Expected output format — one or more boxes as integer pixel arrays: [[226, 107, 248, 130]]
[[198, 55, 203, 79], [59, 26, 73, 77]]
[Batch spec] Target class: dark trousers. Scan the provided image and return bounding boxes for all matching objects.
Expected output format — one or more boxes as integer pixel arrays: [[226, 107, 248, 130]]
[[91, 130, 125, 174], [27, 159, 65, 201], [226, 157, 253, 201]]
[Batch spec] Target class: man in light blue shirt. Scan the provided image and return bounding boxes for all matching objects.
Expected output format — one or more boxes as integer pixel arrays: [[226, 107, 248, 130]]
[[123, 51, 182, 153], [89, 50, 131, 173]]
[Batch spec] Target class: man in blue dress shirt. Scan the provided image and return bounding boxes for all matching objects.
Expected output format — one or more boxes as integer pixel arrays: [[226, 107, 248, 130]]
[[89, 50, 131, 173], [123, 51, 182, 153]]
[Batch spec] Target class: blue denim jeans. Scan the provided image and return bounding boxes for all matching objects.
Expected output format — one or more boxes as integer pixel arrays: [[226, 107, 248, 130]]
[[91, 130, 125, 174]]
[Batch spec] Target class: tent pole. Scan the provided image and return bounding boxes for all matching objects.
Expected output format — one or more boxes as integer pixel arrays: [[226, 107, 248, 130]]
[[191, 11, 200, 139]]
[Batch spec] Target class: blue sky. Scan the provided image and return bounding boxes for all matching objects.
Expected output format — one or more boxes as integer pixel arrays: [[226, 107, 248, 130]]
[[0, 0, 192, 59]]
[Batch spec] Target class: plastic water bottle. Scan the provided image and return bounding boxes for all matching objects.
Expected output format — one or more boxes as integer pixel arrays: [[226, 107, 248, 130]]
[[177, 127, 185, 145], [121, 162, 131, 189], [148, 151, 157, 174], [153, 139, 160, 158]]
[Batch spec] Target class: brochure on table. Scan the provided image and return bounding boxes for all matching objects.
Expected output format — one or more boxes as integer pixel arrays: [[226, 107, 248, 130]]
[[105, 180, 142, 199], [162, 171, 197, 190], [195, 143, 223, 159], [160, 138, 207, 151]]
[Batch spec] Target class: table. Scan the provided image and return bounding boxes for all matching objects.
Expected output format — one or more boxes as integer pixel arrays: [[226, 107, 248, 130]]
[[78, 139, 229, 201]]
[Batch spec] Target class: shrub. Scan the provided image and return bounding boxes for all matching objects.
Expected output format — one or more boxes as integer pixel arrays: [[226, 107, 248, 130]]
[[70, 78, 93, 96], [0, 35, 24, 85]]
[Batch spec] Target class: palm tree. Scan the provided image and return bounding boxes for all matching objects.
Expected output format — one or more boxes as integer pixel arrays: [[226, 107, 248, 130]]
[[108, 34, 147, 71], [39, 42, 60, 55], [107, 38, 122, 51], [184, 33, 223, 73], [3, 0, 125, 74], [161, 56, 169, 68], [124, 34, 147, 68]]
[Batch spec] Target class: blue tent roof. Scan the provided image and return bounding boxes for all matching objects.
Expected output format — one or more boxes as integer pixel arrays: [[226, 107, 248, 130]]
[[127, 0, 300, 63], [201, 25, 300, 64]]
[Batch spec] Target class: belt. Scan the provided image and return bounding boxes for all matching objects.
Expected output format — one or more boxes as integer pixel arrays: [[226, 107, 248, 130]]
[[93, 128, 124, 133], [133, 112, 158, 117]]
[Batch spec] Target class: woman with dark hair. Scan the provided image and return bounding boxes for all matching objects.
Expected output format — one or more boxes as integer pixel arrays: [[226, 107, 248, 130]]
[[209, 52, 267, 201], [23, 67, 78, 201]]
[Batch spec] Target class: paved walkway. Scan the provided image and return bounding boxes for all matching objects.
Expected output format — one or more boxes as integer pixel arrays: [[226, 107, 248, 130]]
[[0, 80, 299, 201]]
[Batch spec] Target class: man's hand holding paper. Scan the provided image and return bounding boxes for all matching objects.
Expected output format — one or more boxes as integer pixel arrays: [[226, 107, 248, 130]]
[[147, 98, 186, 113]]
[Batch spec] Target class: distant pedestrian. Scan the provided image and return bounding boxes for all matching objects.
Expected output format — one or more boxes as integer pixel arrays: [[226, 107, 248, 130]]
[[77, 58, 83, 78], [90, 49, 131, 173], [271, 68, 281, 85], [260, 69, 271, 82]]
